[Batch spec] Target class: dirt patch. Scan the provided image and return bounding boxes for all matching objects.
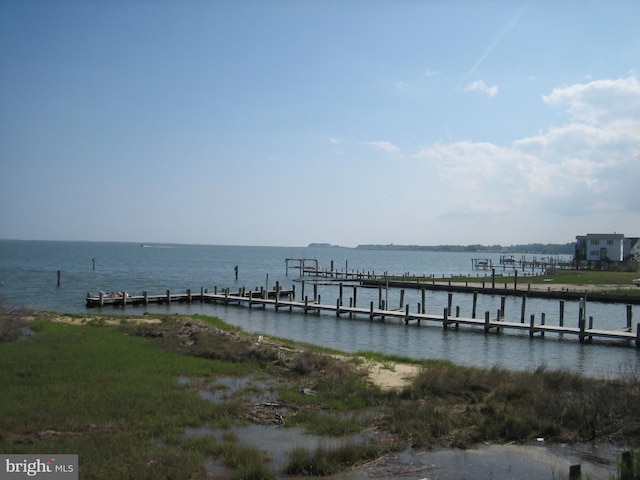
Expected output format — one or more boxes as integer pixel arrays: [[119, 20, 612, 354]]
[[365, 361, 420, 390]]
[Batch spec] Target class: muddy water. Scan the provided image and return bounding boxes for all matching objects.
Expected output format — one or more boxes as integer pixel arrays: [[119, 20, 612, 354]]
[[182, 374, 626, 479]]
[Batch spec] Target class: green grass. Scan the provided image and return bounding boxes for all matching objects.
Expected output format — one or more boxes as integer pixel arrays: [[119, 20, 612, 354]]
[[0, 319, 267, 479], [2, 312, 639, 479]]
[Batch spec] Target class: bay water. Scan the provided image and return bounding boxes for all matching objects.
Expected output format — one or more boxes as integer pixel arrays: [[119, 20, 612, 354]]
[[1, 240, 638, 378]]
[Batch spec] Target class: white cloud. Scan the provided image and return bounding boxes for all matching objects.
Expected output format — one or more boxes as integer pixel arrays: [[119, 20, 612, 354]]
[[464, 80, 499, 97], [367, 141, 400, 153], [412, 77, 640, 222], [328, 137, 340, 144]]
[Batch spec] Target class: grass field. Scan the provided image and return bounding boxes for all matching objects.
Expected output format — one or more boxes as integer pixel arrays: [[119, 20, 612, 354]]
[[1, 308, 639, 479]]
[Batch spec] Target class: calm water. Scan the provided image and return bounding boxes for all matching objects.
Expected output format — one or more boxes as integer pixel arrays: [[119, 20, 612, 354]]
[[1, 240, 638, 377]]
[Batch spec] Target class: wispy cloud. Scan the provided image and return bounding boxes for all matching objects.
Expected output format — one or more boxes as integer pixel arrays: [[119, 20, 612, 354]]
[[367, 141, 400, 153], [414, 77, 640, 221], [328, 137, 340, 145], [453, 6, 525, 94], [464, 80, 499, 97]]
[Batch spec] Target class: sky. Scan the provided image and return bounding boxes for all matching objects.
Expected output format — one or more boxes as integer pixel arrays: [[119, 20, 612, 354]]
[[1, 1, 639, 247]]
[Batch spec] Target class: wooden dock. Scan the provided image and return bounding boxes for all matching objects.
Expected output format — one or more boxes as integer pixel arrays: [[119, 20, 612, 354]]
[[85, 285, 640, 348]]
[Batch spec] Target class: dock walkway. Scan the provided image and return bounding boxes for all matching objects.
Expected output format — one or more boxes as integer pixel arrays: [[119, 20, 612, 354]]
[[86, 287, 640, 348]]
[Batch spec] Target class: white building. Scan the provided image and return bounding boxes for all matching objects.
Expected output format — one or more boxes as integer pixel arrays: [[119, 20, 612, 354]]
[[575, 233, 625, 262]]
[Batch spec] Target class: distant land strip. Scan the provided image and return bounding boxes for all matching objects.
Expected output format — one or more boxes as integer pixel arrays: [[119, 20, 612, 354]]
[[307, 243, 575, 255]]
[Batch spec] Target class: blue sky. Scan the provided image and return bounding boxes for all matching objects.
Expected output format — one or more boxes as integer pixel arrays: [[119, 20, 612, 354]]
[[1, 1, 639, 247]]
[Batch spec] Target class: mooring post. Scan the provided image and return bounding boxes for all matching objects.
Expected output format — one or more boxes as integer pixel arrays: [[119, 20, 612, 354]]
[[421, 289, 426, 314], [447, 293, 453, 316], [304, 296, 308, 313], [369, 301, 374, 321], [404, 304, 410, 325], [484, 311, 490, 333], [313, 283, 318, 302], [200, 286, 204, 302], [569, 464, 581, 480], [559, 300, 565, 327], [443, 307, 449, 329], [353, 286, 357, 308], [336, 298, 340, 317], [399, 289, 405, 310], [500, 296, 506, 319], [187, 288, 192, 303], [627, 305, 632, 330], [166, 289, 171, 304], [57, 270, 61, 286], [99, 291, 104, 308], [529, 314, 535, 337], [541, 312, 545, 337], [514, 269, 518, 290], [339, 283, 343, 307], [520, 296, 527, 323], [472, 291, 478, 318], [636, 323, 640, 349], [301, 280, 305, 302]]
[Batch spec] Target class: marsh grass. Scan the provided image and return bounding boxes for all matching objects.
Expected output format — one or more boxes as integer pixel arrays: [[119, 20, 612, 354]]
[[383, 360, 640, 448], [2, 311, 639, 479], [284, 441, 385, 476]]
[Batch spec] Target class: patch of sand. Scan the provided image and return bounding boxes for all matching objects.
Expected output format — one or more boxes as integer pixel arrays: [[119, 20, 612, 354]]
[[366, 361, 420, 390]]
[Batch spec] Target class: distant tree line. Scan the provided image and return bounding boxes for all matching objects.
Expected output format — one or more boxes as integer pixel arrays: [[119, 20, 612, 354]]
[[356, 243, 575, 255]]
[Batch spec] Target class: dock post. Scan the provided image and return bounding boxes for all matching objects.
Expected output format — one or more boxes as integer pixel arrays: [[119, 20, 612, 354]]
[[472, 291, 477, 318], [520, 296, 527, 323], [484, 311, 490, 333], [588, 316, 594, 342], [421, 289, 426, 314], [529, 314, 535, 337], [200, 286, 204, 303], [304, 296, 308, 314], [314, 283, 318, 302], [627, 305, 632, 330], [514, 269, 518, 290], [122, 292, 127, 307], [636, 323, 640, 348], [404, 304, 410, 325], [559, 300, 565, 327], [301, 281, 305, 302], [378, 286, 383, 309], [143, 291, 148, 306], [166, 289, 171, 304], [569, 464, 581, 480], [447, 293, 453, 316], [579, 317, 586, 343], [336, 298, 341, 317], [500, 296, 506, 319], [187, 289, 192, 303], [541, 313, 545, 337], [339, 283, 343, 307], [99, 291, 104, 308], [57, 270, 61, 286], [353, 286, 357, 308], [248, 290, 253, 308], [443, 307, 449, 329], [369, 301, 374, 321], [399, 289, 405, 310]]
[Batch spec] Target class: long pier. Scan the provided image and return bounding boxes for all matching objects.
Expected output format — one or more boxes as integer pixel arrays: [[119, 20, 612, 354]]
[[86, 285, 640, 348]]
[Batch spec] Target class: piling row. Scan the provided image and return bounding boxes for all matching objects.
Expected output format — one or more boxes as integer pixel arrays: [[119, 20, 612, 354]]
[[86, 283, 639, 348]]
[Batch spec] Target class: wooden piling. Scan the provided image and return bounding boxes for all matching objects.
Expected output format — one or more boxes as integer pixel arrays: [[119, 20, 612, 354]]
[[166, 289, 171, 304], [627, 305, 633, 330], [421, 289, 426, 314], [472, 291, 478, 318], [57, 270, 61, 286], [559, 300, 565, 327], [484, 311, 490, 333], [520, 296, 527, 323]]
